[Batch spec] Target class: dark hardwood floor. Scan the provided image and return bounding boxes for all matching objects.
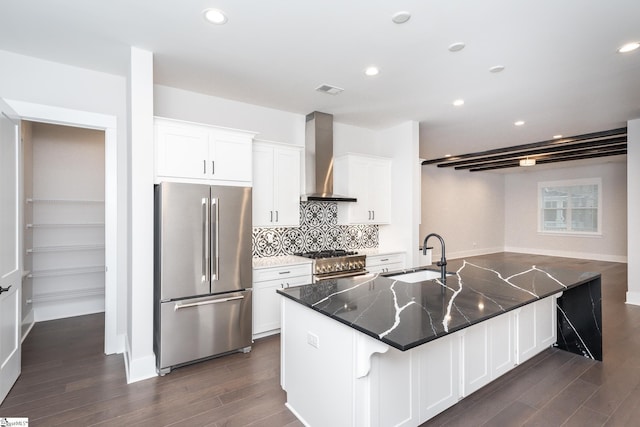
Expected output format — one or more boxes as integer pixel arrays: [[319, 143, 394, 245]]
[[0, 253, 636, 426]]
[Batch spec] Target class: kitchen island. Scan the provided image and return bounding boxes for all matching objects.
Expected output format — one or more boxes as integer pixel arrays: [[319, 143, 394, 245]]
[[277, 256, 601, 426]]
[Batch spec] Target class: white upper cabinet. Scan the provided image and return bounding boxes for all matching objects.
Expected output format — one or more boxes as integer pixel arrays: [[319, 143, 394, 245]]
[[252, 141, 302, 227], [155, 117, 255, 185], [334, 153, 391, 224]]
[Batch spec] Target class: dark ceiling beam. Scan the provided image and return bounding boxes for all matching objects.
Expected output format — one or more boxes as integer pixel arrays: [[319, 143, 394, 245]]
[[468, 149, 627, 172], [437, 137, 627, 168], [421, 127, 627, 166], [451, 143, 628, 170]]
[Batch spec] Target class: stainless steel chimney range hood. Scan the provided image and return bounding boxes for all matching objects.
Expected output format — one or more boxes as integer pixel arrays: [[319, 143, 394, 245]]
[[301, 111, 357, 202]]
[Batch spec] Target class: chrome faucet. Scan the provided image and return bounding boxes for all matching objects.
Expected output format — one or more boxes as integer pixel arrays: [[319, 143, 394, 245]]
[[423, 233, 447, 283]]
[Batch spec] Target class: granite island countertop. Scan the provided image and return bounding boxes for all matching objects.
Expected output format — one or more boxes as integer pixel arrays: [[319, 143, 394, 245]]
[[277, 258, 600, 352]]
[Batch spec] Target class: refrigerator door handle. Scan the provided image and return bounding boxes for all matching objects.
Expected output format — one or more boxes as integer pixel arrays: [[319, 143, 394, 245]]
[[173, 295, 244, 311], [211, 197, 219, 281], [202, 198, 210, 285]]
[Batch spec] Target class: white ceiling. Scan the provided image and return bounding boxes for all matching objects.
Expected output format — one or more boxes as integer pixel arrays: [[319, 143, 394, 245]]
[[1, 0, 639, 159]]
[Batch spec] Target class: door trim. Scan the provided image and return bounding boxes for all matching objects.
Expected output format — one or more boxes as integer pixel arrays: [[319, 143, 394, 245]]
[[6, 99, 121, 355]]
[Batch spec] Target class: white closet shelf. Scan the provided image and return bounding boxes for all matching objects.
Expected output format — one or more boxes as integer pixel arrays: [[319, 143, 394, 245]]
[[27, 198, 105, 204], [27, 244, 105, 253], [27, 287, 104, 304], [28, 266, 105, 278], [27, 223, 105, 228]]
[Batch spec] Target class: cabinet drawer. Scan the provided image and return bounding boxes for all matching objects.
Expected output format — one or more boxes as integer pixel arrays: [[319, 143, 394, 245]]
[[366, 253, 405, 267], [253, 264, 312, 283]]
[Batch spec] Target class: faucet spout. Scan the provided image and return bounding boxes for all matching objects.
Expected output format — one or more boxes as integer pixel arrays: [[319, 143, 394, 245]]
[[423, 233, 447, 283]]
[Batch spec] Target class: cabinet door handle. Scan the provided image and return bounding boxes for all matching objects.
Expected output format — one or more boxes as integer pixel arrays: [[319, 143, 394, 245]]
[[381, 258, 389, 262], [275, 210, 279, 222], [203, 159, 207, 174], [279, 271, 291, 275], [270, 211, 273, 222], [372, 210, 375, 220], [211, 161, 215, 175]]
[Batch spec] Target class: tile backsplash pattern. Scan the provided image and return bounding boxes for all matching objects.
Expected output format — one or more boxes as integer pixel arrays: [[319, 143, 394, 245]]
[[252, 201, 378, 257]]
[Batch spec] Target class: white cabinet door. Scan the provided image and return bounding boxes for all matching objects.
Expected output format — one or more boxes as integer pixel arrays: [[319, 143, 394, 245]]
[[252, 142, 301, 227], [252, 144, 275, 226], [515, 296, 557, 364], [0, 98, 21, 405], [335, 154, 391, 224], [155, 118, 254, 185], [253, 275, 310, 336], [156, 121, 210, 180], [461, 322, 490, 397], [489, 313, 515, 378], [210, 131, 252, 182], [273, 146, 301, 226], [367, 158, 391, 224], [419, 333, 460, 423]]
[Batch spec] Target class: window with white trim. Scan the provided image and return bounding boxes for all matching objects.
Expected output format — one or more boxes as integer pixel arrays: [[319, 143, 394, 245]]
[[538, 178, 602, 235]]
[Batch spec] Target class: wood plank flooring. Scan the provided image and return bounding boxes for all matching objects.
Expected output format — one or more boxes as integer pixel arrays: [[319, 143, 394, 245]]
[[0, 253, 636, 426]]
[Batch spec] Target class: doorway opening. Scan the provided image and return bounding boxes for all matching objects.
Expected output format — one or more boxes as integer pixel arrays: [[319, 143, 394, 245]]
[[22, 121, 106, 329]]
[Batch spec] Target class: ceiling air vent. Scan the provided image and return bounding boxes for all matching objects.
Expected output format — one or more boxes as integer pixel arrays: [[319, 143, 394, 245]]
[[315, 84, 344, 95]]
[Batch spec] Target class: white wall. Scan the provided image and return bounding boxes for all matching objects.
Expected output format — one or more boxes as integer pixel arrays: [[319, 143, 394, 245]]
[[626, 118, 640, 305], [420, 167, 505, 260], [0, 49, 129, 350], [504, 162, 627, 262], [154, 85, 305, 145], [376, 122, 421, 266]]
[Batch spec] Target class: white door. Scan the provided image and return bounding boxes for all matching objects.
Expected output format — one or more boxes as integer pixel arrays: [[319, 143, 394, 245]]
[[0, 98, 22, 404]]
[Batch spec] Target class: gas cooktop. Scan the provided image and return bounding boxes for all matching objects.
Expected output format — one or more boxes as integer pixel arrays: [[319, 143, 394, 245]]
[[295, 249, 359, 259]]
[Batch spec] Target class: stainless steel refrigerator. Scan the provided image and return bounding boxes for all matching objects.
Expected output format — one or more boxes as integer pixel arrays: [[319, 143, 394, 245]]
[[154, 182, 253, 375]]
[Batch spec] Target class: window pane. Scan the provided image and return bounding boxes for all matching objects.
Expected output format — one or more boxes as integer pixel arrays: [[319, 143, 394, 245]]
[[572, 208, 598, 232], [543, 208, 567, 231], [571, 185, 598, 208]]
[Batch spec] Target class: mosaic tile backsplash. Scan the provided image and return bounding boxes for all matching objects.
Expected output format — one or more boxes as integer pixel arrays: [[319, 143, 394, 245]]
[[252, 201, 378, 257]]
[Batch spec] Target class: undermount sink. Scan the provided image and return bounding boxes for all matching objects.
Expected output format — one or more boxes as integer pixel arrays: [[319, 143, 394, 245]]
[[387, 269, 453, 283]]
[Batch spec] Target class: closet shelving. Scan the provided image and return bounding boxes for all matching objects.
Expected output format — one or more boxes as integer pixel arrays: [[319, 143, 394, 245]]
[[27, 198, 105, 302]]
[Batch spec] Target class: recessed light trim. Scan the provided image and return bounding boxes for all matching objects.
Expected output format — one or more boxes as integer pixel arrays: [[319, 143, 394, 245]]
[[448, 42, 466, 52], [489, 65, 505, 73], [203, 8, 227, 25], [514, 120, 525, 126], [453, 99, 464, 107], [392, 11, 411, 24], [617, 42, 640, 53], [365, 66, 379, 76]]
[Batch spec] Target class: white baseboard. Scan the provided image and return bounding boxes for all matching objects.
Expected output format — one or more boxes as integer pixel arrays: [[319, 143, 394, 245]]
[[504, 246, 627, 263], [626, 291, 640, 306], [447, 247, 504, 261], [124, 338, 157, 384]]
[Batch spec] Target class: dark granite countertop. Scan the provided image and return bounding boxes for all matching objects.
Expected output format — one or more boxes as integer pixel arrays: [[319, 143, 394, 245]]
[[277, 258, 600, 351]]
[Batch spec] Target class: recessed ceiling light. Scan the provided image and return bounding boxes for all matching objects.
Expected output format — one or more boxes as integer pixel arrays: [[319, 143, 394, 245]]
[[448, 42, 466, 52], [392, 11, 411, 24], [203, 8, 227, 25], [519, 158, 536, 167], [365, 66, 379, 76], [489, 65, 505, 73], [453, 99, 465, 107], [444, 154, 452, 158], [553, 134, 563, 139], [617, 42, 640, 53], [514, 120, 525, 126]]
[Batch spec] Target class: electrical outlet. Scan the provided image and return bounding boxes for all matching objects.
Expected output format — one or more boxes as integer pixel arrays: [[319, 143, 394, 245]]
[[307, 332, 319, 349]]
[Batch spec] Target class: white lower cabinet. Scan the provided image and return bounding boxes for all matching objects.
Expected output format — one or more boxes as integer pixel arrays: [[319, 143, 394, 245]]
[[419, 333, 460, 422], [366, 252, 406, 274], [460, 313, 515, 397], [516, 294, 558, 364], [252, 264, 312, 338]]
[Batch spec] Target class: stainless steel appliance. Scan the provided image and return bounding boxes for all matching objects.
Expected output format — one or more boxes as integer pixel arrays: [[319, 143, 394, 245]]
[[154, 182, 253, 375], [295, 249, 367, 282]]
